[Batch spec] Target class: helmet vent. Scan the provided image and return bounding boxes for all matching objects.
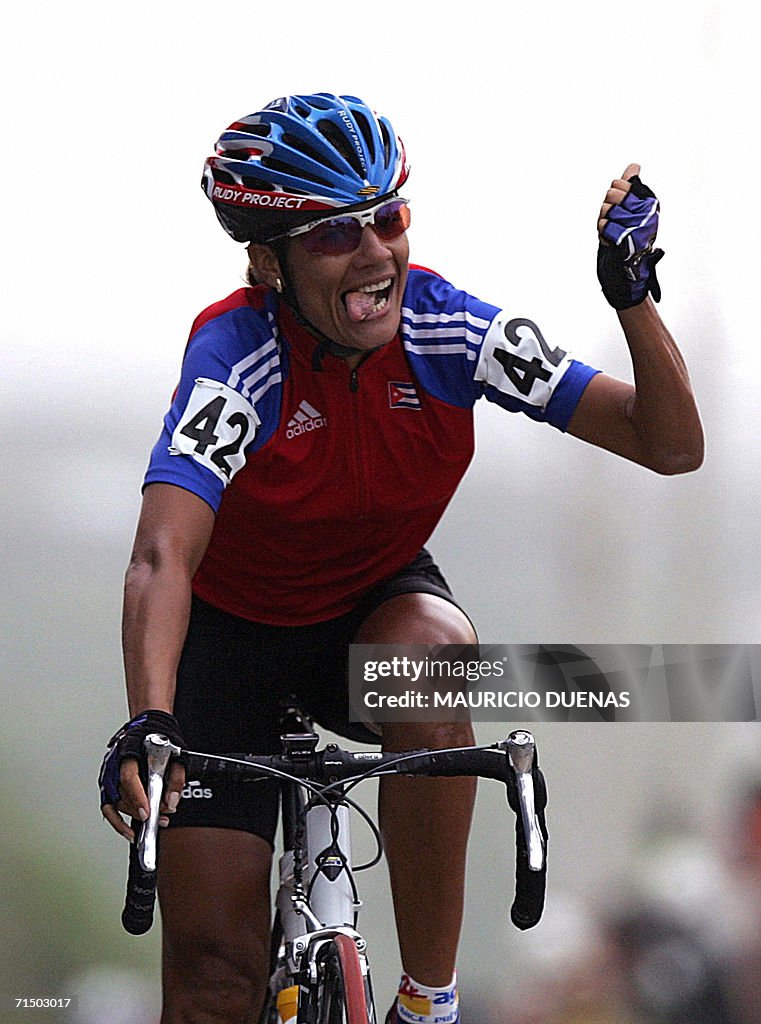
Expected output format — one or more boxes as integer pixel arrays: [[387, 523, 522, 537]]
[[260, 154, 333, 190], [352, 111, 377, 164], [378, 121, 392, 164], [317, 119, 364, 178], [213, 169, 238, 187], [225, 122, 271, 141], [240, 174, 279, 192], [282, 131, 332, 171]]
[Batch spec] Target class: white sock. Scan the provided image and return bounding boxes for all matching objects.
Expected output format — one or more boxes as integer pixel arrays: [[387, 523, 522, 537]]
[[397, 971, 459, 1024]]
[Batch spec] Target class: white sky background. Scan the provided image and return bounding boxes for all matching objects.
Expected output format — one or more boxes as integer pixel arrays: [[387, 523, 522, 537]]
[[2, 0, 761, 1006]]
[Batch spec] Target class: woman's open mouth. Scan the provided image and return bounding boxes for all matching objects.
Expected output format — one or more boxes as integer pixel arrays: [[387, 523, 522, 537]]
[[342, 278, 394, 322]]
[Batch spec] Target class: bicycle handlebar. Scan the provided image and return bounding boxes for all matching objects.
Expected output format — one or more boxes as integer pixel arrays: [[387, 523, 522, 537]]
[[122, 731, 547, 935]]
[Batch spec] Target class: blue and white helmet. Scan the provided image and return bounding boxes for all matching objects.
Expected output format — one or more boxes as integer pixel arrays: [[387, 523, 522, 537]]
[[202, 93, 410, 243]]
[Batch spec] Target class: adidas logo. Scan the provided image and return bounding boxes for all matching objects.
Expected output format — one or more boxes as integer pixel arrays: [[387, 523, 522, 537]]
[[181, 781, 213, 799], [286, 400, 328, 440]]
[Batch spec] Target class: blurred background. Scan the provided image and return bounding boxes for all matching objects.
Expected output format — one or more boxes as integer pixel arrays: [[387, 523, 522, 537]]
[[3, 0, 761, 1020]]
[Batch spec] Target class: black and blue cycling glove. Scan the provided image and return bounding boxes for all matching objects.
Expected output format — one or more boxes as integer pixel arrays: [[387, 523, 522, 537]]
[[99, 709, 186, 807], [597, 175, 664, 309]]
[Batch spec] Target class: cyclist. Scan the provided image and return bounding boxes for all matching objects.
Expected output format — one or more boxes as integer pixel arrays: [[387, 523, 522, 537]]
[[99, 93, 703, 1024]]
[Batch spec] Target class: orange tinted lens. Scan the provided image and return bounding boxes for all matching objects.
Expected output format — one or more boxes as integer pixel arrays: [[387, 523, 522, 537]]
[[374, 201, 410, 240]]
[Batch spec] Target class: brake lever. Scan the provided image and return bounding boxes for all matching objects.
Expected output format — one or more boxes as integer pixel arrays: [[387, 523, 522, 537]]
[[137, 733, 181, 871], [505, 730, 545, 871]]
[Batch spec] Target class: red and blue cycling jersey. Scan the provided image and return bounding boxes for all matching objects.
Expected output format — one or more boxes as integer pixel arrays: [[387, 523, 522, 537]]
[[144, 267, 600, 625]]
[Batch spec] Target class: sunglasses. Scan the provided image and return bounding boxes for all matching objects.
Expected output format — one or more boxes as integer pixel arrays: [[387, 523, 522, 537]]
[[270, 197, 411, 256]]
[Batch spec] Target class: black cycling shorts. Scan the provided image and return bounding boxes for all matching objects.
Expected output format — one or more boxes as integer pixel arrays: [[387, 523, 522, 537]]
[[169, 548, 466, 844]]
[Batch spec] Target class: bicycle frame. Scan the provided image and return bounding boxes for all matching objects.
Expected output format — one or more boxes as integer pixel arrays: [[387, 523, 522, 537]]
[[263, 720, 376, 1023]]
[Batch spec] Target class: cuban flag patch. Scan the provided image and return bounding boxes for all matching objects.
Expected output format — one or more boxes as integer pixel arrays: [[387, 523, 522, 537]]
[[388, 381, 421, 410]]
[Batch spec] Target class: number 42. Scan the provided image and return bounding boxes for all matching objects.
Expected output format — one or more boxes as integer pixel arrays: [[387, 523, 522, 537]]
[[171, 379, 259, 483], [180, 396, 253, 478], [493, 318, 567, 397]]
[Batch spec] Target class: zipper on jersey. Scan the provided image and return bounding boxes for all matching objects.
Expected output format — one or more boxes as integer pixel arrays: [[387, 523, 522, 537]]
[[347, 362, 370, 517]]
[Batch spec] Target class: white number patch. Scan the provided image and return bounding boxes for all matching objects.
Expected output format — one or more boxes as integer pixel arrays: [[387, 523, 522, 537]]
[[475, 315, 572, 408], [170, 378, 260, 484]]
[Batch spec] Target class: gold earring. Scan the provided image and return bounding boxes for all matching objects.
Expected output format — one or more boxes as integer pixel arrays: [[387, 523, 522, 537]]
[[274, 277, 283, 293]]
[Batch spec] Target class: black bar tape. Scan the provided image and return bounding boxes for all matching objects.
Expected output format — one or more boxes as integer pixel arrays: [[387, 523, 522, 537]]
[[387, 746, 508, 781], [510, 806, 548, 930], [505, 765, 548, 929], [185, 752, 281, 781], [121, 823, 158, 935]]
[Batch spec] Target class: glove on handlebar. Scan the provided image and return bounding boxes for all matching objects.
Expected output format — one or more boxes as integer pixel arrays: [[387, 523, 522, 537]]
[[597, 175, 664, 309], [98, 709, 187, 807]]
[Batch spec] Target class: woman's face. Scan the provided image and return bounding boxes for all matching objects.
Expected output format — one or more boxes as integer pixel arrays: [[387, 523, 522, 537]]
[[285, 217, 410, 353]]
